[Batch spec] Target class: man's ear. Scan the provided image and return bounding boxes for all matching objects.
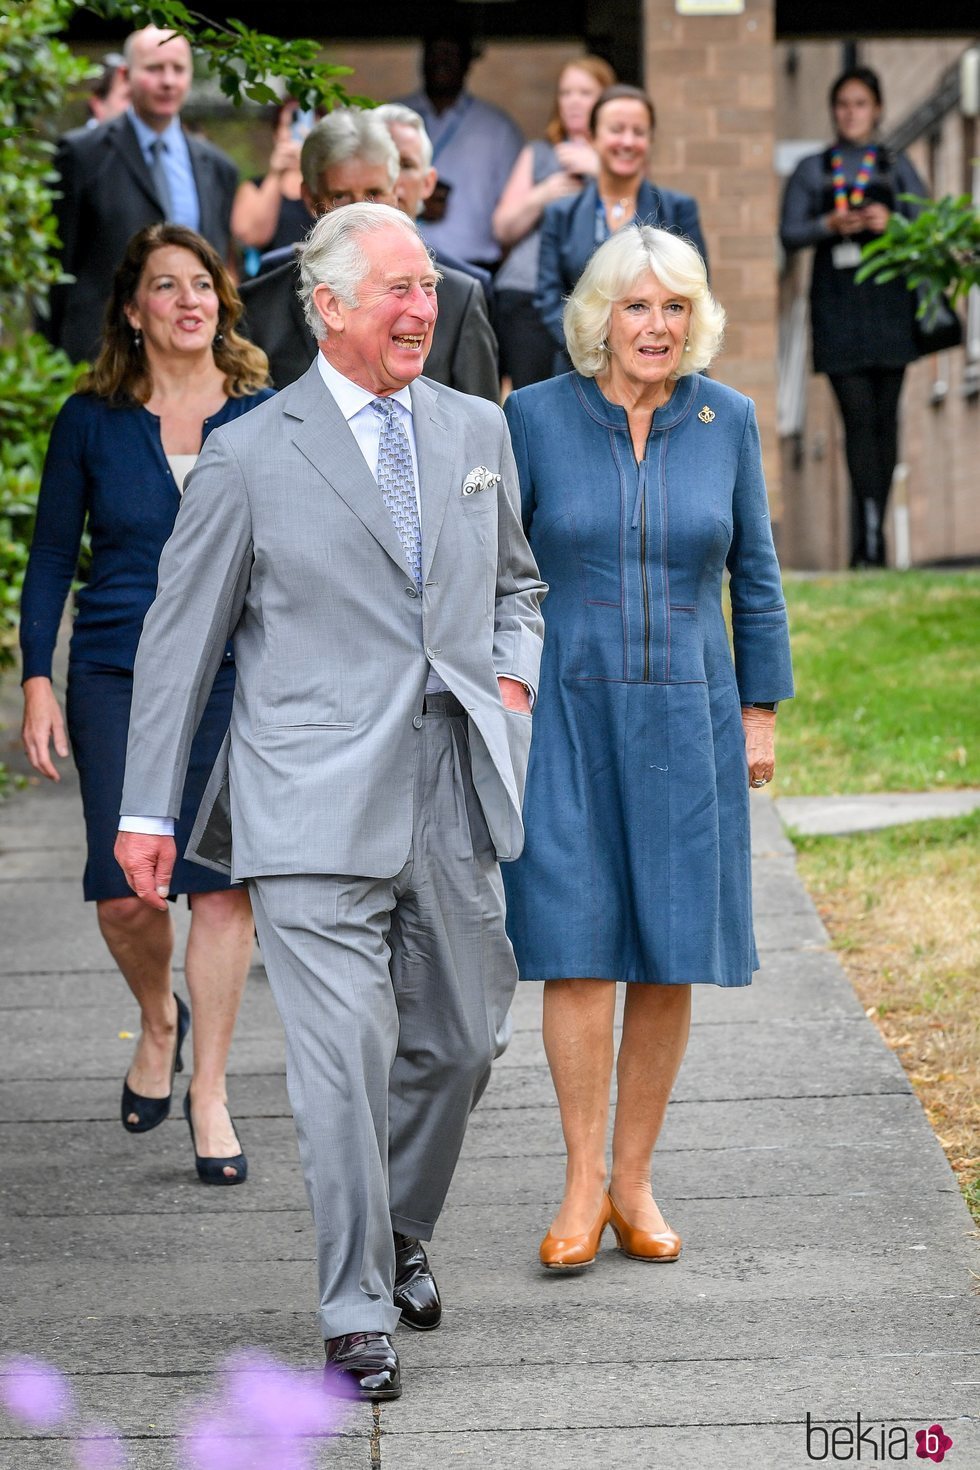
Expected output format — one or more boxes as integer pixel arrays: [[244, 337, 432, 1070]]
[[420, 166, 438, 203], [312, 282, 344, 335]]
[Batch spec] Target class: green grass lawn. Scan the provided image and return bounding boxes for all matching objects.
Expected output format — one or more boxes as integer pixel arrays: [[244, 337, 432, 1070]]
[[772, 570, 980, 796], [794, 810, 980, 1219]]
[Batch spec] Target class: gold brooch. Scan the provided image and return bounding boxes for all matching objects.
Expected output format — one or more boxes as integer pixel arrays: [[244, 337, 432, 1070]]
[[698, 405, 716, 424]]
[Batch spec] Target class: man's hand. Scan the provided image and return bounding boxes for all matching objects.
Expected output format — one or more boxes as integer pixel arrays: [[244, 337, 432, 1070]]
[[498, 676, 531, 715], [113, 832, 177, 911]]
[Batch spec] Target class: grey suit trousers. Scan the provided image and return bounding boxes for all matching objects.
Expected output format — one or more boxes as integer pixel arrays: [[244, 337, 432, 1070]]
[[248, 701, 518, 1340]]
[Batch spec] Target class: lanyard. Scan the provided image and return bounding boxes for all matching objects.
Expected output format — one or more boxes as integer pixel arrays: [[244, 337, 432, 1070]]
[[831, 146, 877, 212]]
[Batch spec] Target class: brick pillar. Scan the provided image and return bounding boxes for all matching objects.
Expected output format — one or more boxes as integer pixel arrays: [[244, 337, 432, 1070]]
[[642, 0, 781, 520]]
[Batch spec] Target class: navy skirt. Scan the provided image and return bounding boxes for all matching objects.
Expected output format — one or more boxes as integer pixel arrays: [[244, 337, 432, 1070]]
[[66, 658, 236, 902]]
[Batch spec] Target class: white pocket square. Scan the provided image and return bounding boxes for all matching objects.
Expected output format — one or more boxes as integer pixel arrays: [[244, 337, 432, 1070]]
[[462, 466, 501, 496]]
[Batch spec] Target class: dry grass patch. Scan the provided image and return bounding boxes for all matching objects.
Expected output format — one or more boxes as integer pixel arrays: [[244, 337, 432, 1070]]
[[793, 812, 980, 1222]]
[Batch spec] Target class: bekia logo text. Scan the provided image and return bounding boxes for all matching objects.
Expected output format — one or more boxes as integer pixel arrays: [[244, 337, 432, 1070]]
[[806, 1413, 953, 1462]]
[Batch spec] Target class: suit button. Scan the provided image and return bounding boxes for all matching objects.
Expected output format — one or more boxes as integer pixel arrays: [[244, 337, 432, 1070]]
[[425, 647, 437, 659], [405, 586, 418, 598], [413, 715, 423, 729]]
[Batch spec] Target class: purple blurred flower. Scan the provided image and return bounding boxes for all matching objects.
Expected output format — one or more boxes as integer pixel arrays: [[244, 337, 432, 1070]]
[[73, 1424, 128, 1470], [224, 1350, 344, 1438], [0, 1356, 73, 1429], [181, 1351, 348, 1470]]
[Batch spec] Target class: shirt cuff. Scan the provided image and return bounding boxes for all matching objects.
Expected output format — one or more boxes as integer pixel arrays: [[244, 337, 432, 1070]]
[[118, 815, 175, 836]]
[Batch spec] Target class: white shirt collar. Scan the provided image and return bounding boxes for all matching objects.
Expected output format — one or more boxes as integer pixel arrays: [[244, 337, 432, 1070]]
[[316, 352, 414, 421]]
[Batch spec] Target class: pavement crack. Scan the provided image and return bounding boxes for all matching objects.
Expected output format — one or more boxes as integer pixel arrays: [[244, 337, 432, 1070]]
[[371, 1402, 383, 1466]]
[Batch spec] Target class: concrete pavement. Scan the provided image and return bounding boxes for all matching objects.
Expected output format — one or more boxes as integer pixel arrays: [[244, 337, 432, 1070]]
[[1, 712, 978, 1468], [776, 788, 980, 837]]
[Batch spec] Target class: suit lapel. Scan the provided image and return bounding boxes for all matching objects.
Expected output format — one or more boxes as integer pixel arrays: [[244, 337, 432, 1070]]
[[638, 178, 666, 226], [286, 362, 413, 580], [109, 116, 162, 213], [411, 377, 458, 583], [187, 133, 217, 240], [568, 182, 599, 278]]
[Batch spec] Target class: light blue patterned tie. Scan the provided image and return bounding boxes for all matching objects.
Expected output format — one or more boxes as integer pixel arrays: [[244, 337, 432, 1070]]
[[371, 397, 422, 590]]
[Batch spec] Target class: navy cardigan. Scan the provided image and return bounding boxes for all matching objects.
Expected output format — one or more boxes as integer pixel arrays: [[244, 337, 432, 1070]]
[[535, 178, 708, 348], [20, 389, 273, 680]]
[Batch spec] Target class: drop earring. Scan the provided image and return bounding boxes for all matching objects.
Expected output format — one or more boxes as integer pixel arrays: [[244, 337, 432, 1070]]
[[132, 328, 142, 349], [683, 335, 691, 353]]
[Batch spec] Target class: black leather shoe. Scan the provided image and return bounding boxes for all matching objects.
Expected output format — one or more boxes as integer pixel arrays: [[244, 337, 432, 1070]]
[[393, 1232, 442, 1331], [324, 1332, 401, 1400]]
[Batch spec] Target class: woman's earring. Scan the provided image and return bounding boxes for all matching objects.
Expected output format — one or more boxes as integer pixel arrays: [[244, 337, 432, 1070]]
[[213, 330, 224, 347], [132, 328, 142, 350], [683, 336, 691, 352]]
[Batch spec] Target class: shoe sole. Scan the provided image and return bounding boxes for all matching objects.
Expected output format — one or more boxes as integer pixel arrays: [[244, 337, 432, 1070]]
[[616, 1247, 681, 1263], [398, 1312, 442, 1331], [540, 1257, 597, 1271]]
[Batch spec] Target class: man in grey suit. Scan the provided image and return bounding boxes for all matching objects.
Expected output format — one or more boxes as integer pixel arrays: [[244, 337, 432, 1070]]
[[45, 27, 238, 362], [239, 108, 498, 398], [115, 204, 545, 1400]]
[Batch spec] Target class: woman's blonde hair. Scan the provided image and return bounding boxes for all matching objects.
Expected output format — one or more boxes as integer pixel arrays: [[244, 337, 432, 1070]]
[[80, 223, 269, 404], [545, 55, 617, 145], [563, 226, 725, 379]]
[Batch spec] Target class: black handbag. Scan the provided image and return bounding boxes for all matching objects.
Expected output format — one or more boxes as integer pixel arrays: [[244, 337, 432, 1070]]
[[914, 285, 963, 356]]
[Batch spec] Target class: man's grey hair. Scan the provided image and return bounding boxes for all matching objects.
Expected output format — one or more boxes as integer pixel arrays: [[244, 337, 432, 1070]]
[[372, 103, 434, 171], [298, 202, 428, 340], [300, 108, 399, 195]]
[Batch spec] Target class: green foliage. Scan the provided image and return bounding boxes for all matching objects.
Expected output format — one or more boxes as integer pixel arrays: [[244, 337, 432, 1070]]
[[0, 336, 82, 670], [856, 191, 980, 320], [90, 1, 367, 111], [0, 0, 93, 322]]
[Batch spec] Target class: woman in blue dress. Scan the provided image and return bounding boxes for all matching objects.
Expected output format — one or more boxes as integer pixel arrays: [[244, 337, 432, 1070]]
[[20, 225, 274, 1184], [503, 226, 793, 1270]]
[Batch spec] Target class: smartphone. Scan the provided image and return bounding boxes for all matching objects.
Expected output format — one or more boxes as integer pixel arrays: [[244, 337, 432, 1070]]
[[291, 108, 317, 143]]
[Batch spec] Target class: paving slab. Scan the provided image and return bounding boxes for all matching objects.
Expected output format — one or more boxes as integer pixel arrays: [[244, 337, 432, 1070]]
[[1, 716, 978, 1469], [776, 787, 980, 835]]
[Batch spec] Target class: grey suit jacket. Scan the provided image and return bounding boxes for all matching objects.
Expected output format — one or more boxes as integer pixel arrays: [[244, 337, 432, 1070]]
[[120, 362, 546, 880], [239, 258, 499, 400], [45, 114, 238, 362]]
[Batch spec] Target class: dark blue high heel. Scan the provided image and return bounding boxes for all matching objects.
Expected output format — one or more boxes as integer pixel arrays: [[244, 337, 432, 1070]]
[[182, 1091, 247, 1186], [120, 994, 190, 1133]]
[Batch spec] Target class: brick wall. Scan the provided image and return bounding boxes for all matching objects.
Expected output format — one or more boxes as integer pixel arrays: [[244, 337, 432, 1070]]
[[643, 0, 782, 523]]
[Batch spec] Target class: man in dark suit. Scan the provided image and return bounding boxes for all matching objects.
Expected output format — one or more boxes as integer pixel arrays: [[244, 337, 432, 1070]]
[[239, 108, 499, 400], [45, 27, 238, 362]]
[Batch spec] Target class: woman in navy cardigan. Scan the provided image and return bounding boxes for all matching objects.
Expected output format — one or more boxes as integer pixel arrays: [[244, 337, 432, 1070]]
[[504, 227, 793, 1271], [535, 85, 707, 368], [21, 224, 273, 1184]]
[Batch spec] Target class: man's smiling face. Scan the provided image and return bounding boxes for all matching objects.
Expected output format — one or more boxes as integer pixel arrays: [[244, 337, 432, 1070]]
[[315, 225, 439, 395]]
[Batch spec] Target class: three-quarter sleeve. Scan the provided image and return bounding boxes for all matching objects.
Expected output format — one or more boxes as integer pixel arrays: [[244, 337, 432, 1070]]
[[779, 153, 833, 253], [19, 396, 90, 681], [726, 401, 794, 704], [502, 391, 536, 533], [535, 202, 569, 348], [893, 152, 929, 220]]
